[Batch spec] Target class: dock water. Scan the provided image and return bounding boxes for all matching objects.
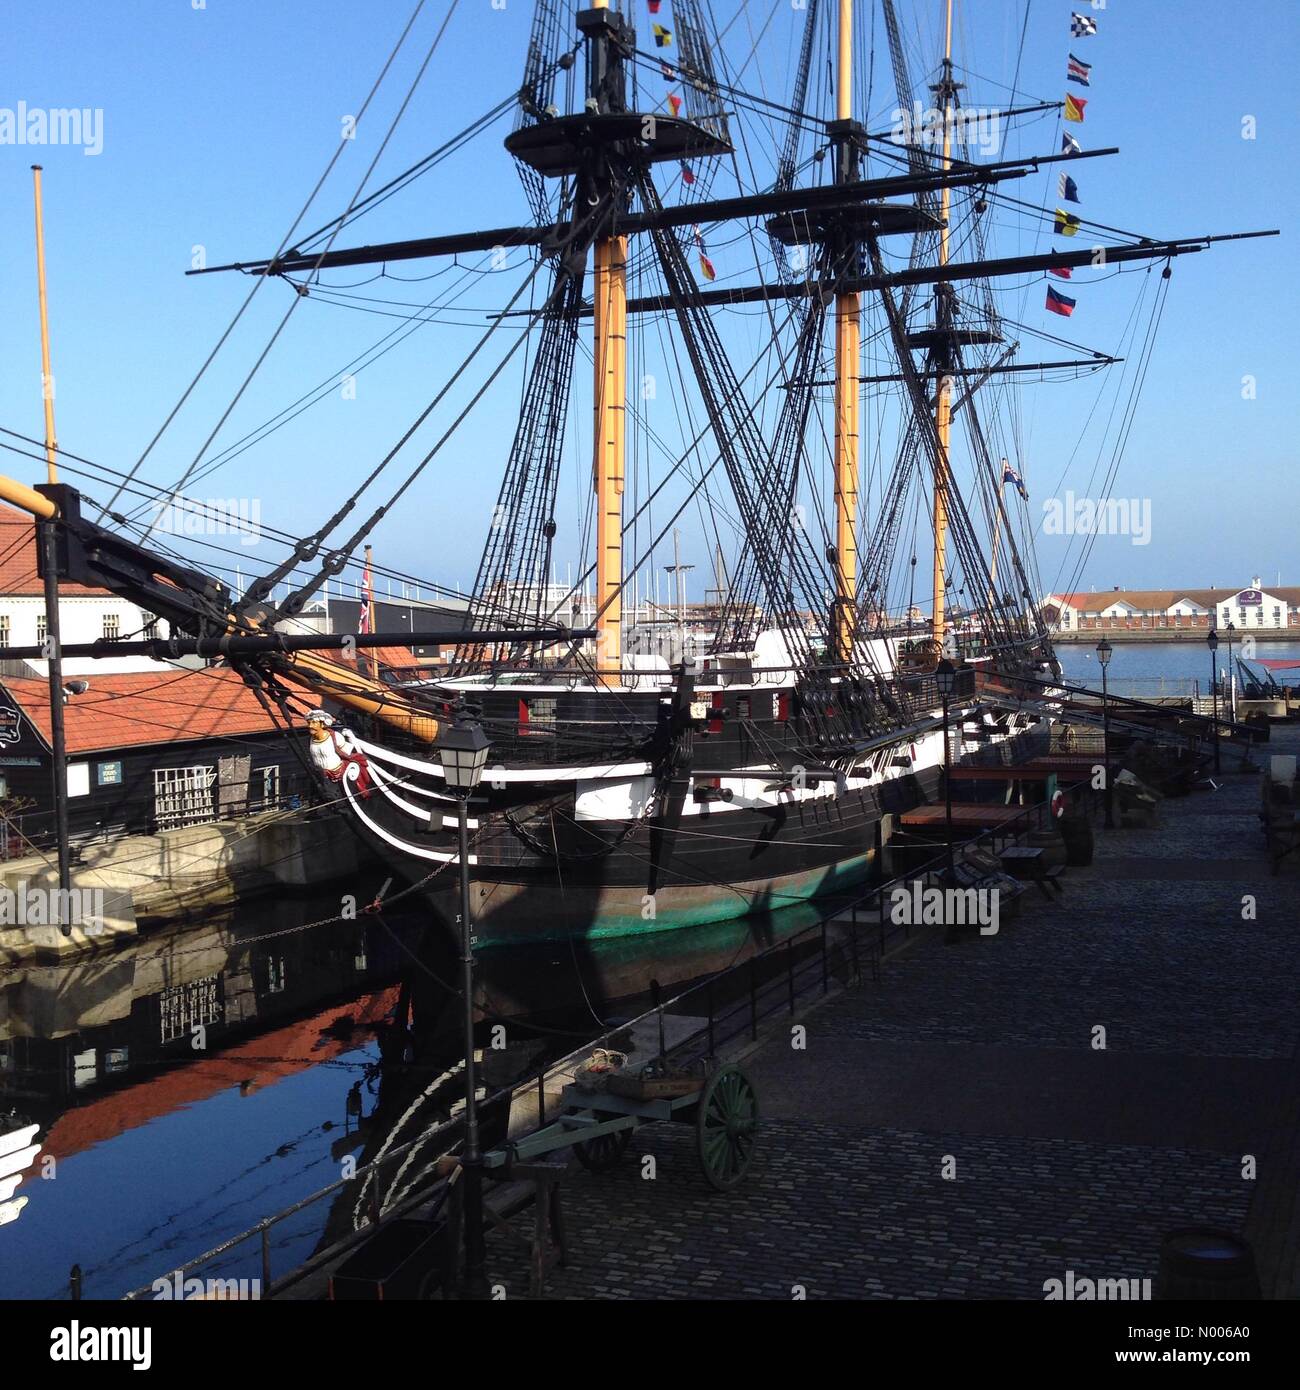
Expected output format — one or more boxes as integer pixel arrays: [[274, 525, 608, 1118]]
[[488, 727, 1300, 1299]]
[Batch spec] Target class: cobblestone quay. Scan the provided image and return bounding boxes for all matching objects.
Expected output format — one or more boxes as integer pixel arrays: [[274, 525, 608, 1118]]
[[498, 728, 1300, 1299]]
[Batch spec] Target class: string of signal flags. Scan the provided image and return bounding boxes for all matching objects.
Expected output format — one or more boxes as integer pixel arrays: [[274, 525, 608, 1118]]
[[646, 4, 1106, 307], [1046, 9, 1101, 319], [648, 1, 716, 278]]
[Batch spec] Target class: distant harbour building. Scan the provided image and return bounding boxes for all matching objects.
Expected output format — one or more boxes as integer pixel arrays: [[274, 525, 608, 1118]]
[[1040, 578, 1300, 639]]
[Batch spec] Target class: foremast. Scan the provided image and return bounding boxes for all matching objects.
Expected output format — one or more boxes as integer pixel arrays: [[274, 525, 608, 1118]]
[[930, 0, 957, 655], [587, 1, 628, 688]]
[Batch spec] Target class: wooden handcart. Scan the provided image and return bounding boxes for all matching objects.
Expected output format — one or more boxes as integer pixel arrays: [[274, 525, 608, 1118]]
[[482, 1063, 760, 1192]]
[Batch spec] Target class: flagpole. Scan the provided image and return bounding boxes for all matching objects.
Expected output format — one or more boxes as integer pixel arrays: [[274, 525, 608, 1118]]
[[364, 542, 376, 677], [32, 164, 73, 923]]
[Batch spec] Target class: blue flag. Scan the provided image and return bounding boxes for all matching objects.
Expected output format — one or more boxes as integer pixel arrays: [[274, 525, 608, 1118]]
[[1058, 172, 1081, 204], [1001, 460, 1029, 500]]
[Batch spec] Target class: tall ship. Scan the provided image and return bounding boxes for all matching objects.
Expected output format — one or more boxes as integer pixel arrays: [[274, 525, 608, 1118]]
[[4, 1, 1271, 945]]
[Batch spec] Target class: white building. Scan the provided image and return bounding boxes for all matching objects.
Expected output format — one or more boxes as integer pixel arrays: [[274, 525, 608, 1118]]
[[1041, 578, 1299, 635]]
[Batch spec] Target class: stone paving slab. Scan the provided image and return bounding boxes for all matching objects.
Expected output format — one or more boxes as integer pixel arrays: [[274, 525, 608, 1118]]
[[749, 1042, 1289, 1149], [489, 728, 1300, 1300], [495, 1120, 1251, 1301]]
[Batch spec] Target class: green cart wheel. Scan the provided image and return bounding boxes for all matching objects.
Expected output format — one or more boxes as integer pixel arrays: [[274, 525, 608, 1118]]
[[574, 1123, 632, 1172], [695, 1065, 759, 1191]]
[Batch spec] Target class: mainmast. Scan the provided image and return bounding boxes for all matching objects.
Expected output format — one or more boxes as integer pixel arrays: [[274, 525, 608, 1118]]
[[831, 0, 860, 663], [930, 0, 958, 652], [589, 0, 627, 688]]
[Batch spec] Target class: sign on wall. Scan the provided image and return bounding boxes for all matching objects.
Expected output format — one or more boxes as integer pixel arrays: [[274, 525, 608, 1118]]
[[97, 761, 123, 786], [1235, 589, 1263, 606], [0, 707, 21, 745]]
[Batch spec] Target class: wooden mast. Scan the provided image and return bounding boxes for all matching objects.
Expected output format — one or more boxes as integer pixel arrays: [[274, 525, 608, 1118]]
[[832, 0, 860, 663], [930, 0, 956, 652], [32, 166, 59, 483], [591, 0, 626, 687]]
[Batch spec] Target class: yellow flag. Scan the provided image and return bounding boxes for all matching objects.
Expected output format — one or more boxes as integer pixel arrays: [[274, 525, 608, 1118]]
[[1064, 93, 1087, 123], [1054, 208, 1081, 237]]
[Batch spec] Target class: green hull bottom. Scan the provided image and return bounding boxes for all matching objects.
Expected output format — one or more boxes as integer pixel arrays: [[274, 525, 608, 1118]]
[[474, 852, 875, 947]]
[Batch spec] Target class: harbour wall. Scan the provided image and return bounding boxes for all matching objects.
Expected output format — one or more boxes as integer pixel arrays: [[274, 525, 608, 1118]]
[[0, 807, 372, 964]]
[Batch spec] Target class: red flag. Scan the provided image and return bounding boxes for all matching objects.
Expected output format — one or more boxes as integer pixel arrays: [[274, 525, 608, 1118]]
[[1049, 250, 1072, 280], [698, 253, 716, 281], [1045, 285, 1077, 317], [648, 0, 662, 11], [667, 92, 682, 117], [681, 163, 696, 186]]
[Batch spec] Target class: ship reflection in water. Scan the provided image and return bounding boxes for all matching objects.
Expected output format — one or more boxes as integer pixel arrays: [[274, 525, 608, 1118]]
[[0, 883, 833, 1299]]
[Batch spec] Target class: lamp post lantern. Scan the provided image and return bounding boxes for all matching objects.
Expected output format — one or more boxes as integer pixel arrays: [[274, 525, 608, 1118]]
[[1095, 639, 1114, 828], [1206, 629, 1221, 774], [438, 707, 492, 1298], [935, 659, 958, 880]]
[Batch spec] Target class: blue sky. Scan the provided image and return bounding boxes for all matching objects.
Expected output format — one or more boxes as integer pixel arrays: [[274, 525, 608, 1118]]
[[0, 0, 1295, 609]]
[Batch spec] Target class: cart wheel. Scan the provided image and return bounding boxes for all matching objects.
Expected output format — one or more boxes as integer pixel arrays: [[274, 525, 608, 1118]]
[[574, 1124, 632, 1172], [696, 1065, 758, 1191]]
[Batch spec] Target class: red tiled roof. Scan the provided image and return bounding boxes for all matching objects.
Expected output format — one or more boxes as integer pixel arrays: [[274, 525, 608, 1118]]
[[0, 504, 110, 596], [320, 644, 424, 677], [0, 667, 282, 755], [41, 988, 400, 1162], [1047, 587, 1300, 613]]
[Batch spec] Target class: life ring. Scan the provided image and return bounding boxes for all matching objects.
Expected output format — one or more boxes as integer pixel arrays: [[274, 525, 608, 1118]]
[[1051, 789, 1066, 819]]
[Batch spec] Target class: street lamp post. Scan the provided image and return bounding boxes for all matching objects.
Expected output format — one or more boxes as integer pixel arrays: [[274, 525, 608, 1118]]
[[1206, 629, 1221, 774], [437, 707, 492, 1299], [935, 659, 957, 880], [1225, 620, 1236, 722], [1096, 639, 1114, 828]]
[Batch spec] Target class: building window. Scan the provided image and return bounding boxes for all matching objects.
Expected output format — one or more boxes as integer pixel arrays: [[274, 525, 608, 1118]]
[[36, 613, 47, 645], [0, 615, 8, 648], [103, 613, 120, 641], [142, 613, 159, 639], [153, 766, 217, 830], [1274, 607, 1282, 626], [159, 975, 222, 1045]]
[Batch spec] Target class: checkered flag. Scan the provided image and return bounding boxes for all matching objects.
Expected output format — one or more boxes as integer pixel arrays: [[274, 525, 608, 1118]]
[[1071, 12, 1098, 37]]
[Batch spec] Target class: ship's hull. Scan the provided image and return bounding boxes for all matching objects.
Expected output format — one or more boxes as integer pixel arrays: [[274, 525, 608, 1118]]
[[335, 695, 1050, 947]]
